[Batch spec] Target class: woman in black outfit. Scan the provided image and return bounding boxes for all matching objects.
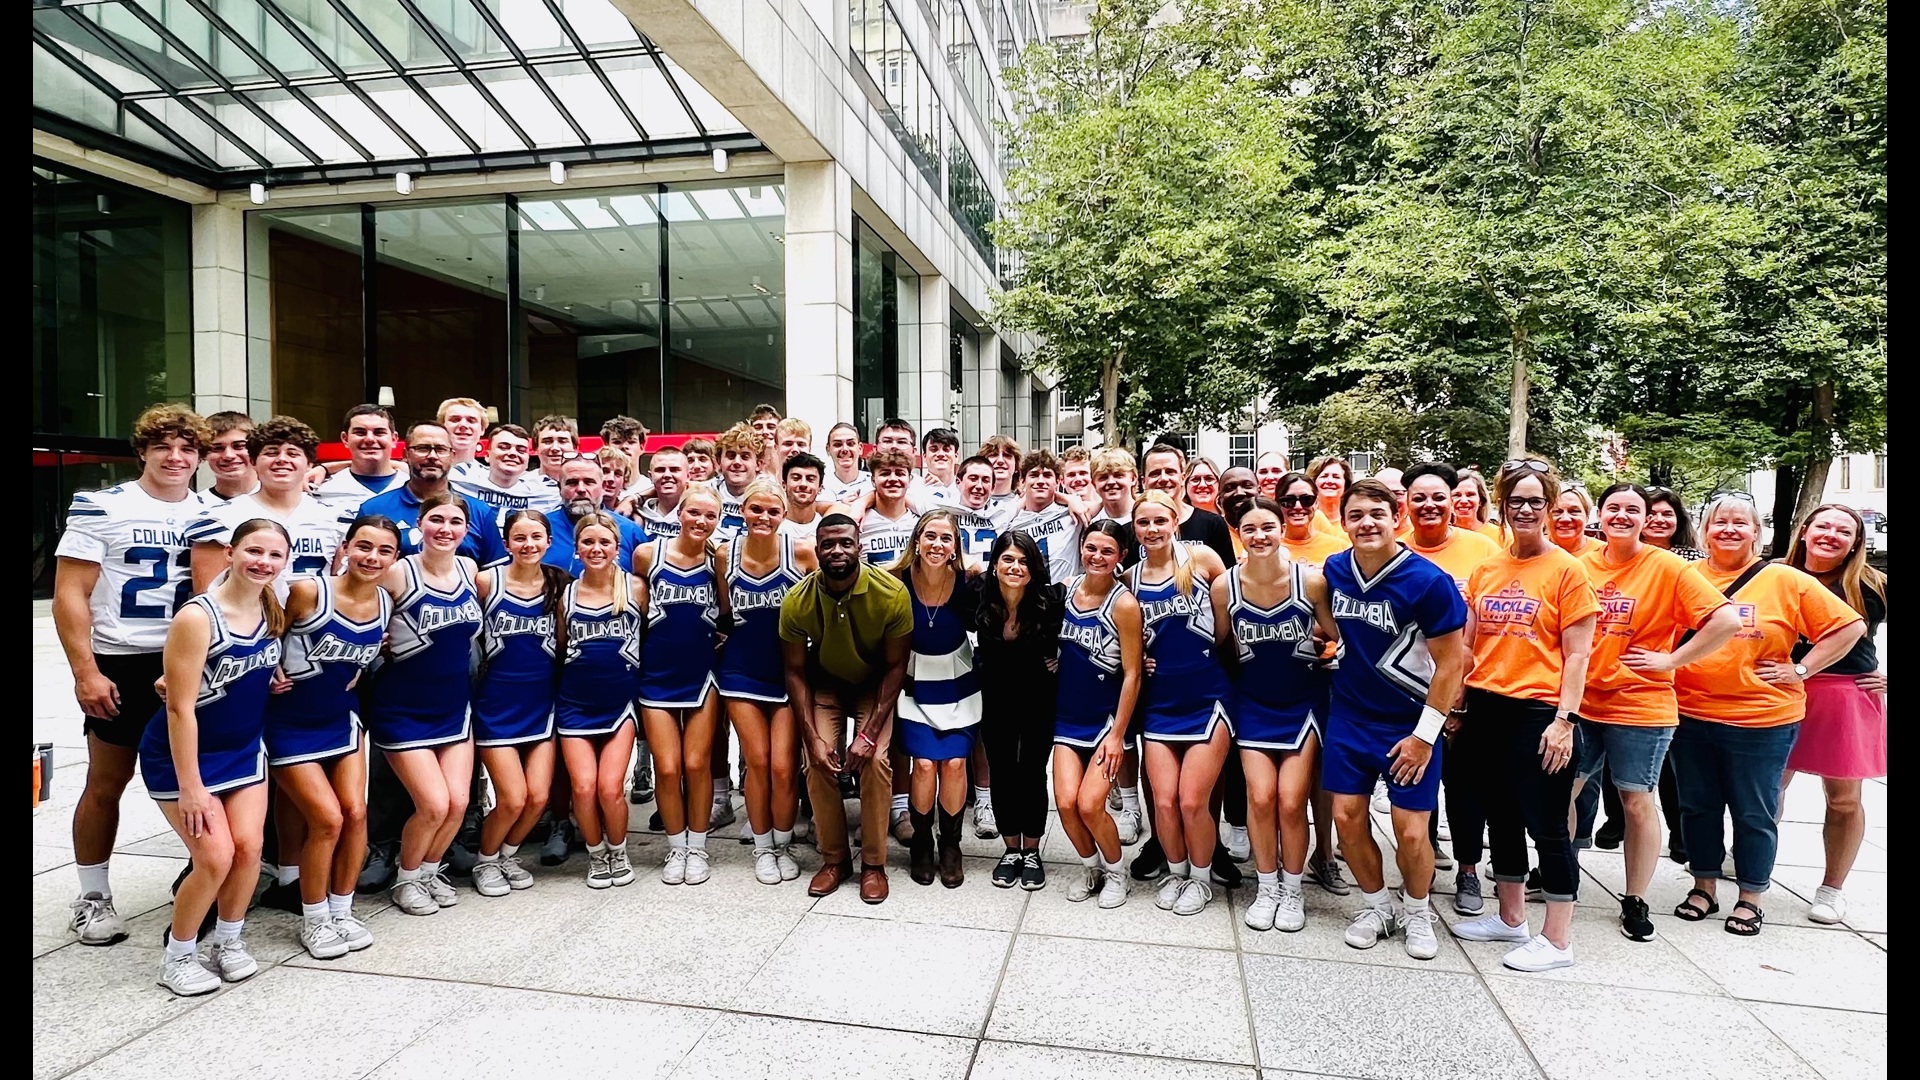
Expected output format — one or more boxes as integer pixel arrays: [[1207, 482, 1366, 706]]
[[974, 530, 1065, 890]]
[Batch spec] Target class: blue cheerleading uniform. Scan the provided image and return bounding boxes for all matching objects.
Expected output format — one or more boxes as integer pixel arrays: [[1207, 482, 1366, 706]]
[[556, 578, 643, 737], [896, 570, 982, 761], [1054, 576, 1126, 750], [1129, 546, 1231, 742], [472, 568, 560, 747], [365, 557, 482, 750], [1225, 564, 1327, 752], [140, 595, 280, 798], [717, 535, 805, 703], [265, 584, 389, 766], [637, 540, 718, 709]]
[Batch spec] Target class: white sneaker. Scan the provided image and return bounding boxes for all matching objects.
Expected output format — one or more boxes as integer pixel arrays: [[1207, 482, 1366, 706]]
[[974, 802, 999, 839], [1371, 779, 1391, 815], [1344, 905, 1394, 950], [1437, 819, 1452, 842], [661, 846, 688, 886], [332, 913, 373, 951], [498, 852, 534, 890], [158, 951, 220, 996], [607, 843, 635, 887], [1154, 874, 1189, 910], [709, 801, 737, 829], [1503, 933, 1575, 972], [1225, 824, 1251, 862], [586, 848, 614, 890], [69, 892, 128, 946], [1275, 883, 1306, 932], [683, 848, 712, 886], [1403, 907, 1439, 960], [1107, 786, 1123, 812], [739, 817, 754, 844], [203, 938, 258, 982], [1097, 868, 1129, 909], [1174, 877, 1213, 916], [299, 916, 350, 960], [1067, 865, 1102, 903], [391, 877, 438, 916], [754, 849, 782, 885], [774, 843, 801, 881], [425, 871, 459, 908], [1808, 885, 1847, 925], [472, 859, 511, 897], [1113, 808, 1141, 845], [1450, 912, 1532, 942], [1245, 880, 1282, 930]]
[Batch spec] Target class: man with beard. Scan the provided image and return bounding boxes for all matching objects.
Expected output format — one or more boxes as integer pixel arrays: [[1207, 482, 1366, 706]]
[[542, 455, 648, 576], [352, 422, 506, 565], [780, 515, 913, 904]]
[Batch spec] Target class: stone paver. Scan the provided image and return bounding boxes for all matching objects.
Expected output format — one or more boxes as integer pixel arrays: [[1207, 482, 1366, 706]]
[[29, 604, 1886, 1078]]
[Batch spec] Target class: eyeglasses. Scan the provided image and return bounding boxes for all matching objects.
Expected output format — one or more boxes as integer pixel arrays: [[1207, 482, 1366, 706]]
[[1276, 494, 1315, 508], [1644, 486, 1674, 500], [1506, 496, 1550, 511], [1501, 458, 1553, 476], [409, 444, 452, 457]]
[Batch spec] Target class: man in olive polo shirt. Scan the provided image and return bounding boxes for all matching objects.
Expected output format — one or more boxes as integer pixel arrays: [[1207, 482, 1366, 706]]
[[780, 514, 913, 903]]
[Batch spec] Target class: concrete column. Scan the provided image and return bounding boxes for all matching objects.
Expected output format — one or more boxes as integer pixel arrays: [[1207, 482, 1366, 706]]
[[784, 159, 854, 432], [1013, 370, 1035, 450], [973, 329, 1003, 443], [914, 276, 951, 436], [191, 203, 250, 416]]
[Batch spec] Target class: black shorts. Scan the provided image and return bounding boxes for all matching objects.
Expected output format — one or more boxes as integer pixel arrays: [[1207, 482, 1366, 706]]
[[86, 652, 164, 749]]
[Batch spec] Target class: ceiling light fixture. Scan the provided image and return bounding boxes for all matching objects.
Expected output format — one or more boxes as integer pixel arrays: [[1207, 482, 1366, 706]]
[[533, 284, 547, 301], [395, 171, 414, 195], [712, 148, 729, 173], [549, 161, 567, 185], [249, 182, 268, 205]]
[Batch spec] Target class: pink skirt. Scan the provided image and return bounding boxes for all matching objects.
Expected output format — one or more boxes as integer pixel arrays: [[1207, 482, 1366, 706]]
[[1785, 673, 1886, 779]]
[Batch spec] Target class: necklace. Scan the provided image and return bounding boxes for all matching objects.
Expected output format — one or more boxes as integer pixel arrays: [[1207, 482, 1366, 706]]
[[913, 569, 953, 629]]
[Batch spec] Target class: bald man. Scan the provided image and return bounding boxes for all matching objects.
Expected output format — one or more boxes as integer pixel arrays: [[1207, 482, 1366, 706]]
[[1373, 467, 1412, 539]]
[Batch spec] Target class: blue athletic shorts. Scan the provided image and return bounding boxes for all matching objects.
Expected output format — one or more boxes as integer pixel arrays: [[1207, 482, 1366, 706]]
[[1321, 715, 1443, 812]]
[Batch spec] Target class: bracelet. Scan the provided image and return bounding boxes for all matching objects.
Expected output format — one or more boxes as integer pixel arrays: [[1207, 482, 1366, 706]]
[[855, 732, 877, 750]]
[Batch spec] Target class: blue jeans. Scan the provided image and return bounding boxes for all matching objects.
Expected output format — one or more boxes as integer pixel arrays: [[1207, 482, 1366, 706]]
[[1668, 717, 1800, 893]]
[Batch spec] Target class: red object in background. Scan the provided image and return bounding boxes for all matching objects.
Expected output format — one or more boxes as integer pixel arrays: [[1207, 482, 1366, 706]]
[[314, 433, 720, 462]]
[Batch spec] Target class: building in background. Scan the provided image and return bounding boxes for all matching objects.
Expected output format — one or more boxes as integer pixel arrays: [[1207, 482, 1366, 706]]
[[32, 0, 1059, 594]]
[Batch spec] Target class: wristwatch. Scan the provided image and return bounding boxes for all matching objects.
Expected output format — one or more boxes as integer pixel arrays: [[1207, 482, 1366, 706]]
[[1793, 663, 1809, 678]]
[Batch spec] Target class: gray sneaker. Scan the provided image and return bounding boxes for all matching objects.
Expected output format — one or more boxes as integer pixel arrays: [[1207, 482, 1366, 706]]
[[498, 852, 534, 890], [69, 892, 128, 946], [203, 937, 259, 982], [425, 870, 459, 908], [332, 912, 373, 951], [472, 859, 511, 898], [158, 950, 220, 996], [391, 877, 438, 916], [607, 843, 635, 887], [1454, 869, 1486, 916], [709, 800, 737, 829], [586, 848, 614, 889], [299, 915, 350, 960], [1307, 856, 1352, 897]]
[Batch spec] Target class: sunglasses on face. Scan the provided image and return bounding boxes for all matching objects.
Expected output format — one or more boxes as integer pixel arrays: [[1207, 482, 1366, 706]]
[[1276, 494, 1315, 508]]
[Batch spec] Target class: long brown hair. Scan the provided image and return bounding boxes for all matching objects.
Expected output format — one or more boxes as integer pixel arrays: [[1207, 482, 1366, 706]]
[[1784, 503, 1887, 616], [229, 518, 292, 637], [893, 509, 960, 582], [500, 509, 571, 627]]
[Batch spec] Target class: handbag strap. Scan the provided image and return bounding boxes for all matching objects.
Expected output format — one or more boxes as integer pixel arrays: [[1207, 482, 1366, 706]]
[[1676, 560, 1769, 648]]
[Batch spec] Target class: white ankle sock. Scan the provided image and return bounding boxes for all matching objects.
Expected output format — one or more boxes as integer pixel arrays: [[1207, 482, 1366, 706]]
[[772, 828, 794, 848], [974, 785, 992, 807], [669, 830, 687, 850], [165, 933, 196, 959], [500, 842, 520, 860], [301, 900, 328, 921], [1080, 851, 1100, 868], [1281, 869, 1304, 891], [1404, 893, 1430, 915], [589, 839, 610, 855], [421, 861, 441, 879], [1121, 787, 1141, 813], [397, 864, 423, 883], [276, 864, 301, 886], [754, 831, 774, 852], [1099, 853, 1122, 872], [687, 830, 708, 853], [1167, 859, 1190, 880], [1258, 870, 1280, 889], [212, 918, 244, 944], [1362, 886, 1392, 911], [327, 892, 354, 918], [77, 860, 111, 898]]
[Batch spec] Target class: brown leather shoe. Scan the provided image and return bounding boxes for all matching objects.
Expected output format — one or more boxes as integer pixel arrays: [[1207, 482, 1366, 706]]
[[938, 843, 964, 889], [808, 859, 854, 897], [859, 864, 889, 905]]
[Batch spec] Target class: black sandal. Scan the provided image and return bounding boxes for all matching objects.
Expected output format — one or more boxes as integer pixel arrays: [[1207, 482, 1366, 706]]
[[1673, 888, 1719, 921], [1724, 900, 1764, 936]]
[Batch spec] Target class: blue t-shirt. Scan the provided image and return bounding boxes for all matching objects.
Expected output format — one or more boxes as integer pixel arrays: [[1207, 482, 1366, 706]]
[[1323, 546, 1468, 730], [542, 509, 650, 578], [349, 486, 507, 567]]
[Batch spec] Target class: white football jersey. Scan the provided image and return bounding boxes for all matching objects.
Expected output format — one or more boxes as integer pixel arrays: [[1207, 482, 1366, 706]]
[[620, 477, 655, 502], [708, 477, 750, 540], [859, 505, 919, 569], [778, 515, 820, 542], [310, 465, 407, 519], [55, 482, 208, 654], [1004, 502, 1083, 583], [184, 492, 347, 580], [909, 474, 960, 507], [824, 470, 873, 504], [904, 491, 999, 566], [634, 499, 683, 540], [451, 468, 564, 517]]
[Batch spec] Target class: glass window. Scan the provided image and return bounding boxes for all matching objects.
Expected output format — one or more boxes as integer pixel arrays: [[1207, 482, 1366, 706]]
[[853, 218, 912, 437], [375, 199, 512, 429], [1228, 433, 1256, 470], [1874, 453, 1886, 489], [946, 121, 995, 264], [848, 0, 941, 184], [1839, 457, 1852, 489], [660, 181, 786, 431], [254, 207, 364, 436]]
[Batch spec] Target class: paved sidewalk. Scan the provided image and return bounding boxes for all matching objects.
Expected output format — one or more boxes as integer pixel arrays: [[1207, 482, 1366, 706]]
[[30, 604, 1886, 1080]]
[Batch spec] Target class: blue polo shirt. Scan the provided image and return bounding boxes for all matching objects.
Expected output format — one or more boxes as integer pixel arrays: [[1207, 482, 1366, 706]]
[[348, 485, 507, 567], [543, 508, 651, 577]]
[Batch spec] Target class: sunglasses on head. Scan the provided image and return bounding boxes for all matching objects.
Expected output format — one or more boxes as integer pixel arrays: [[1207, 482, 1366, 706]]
[[1712, 491, 1757, 504], [1501, 458, 1552, 476]]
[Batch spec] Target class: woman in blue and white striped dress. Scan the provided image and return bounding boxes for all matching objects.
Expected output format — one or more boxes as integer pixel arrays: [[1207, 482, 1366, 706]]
[[558, 512, 645, 890], [717, 480, 816, 885], [892, 510, 983, 888]]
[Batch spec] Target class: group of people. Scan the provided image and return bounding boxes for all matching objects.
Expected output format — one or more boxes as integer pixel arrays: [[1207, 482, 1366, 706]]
[[53, 398, 1886, 998]]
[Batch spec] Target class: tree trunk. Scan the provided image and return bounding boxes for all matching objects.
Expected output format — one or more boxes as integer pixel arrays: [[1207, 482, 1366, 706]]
[[1100, 348, 1123, 448], [1767, 463, 1800, 559], [1786, 381, 1839, 547], [1507, 330, 1530, 460]]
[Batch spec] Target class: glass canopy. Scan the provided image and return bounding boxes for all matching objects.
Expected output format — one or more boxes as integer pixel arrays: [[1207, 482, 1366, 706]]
[[32, 0, 759, 188]]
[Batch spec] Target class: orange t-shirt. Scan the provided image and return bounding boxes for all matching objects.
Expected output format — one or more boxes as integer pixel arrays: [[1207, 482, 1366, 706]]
[[1311, 507, 1339, 536], [1555, 535, 1602, 557], [1674, 561, 1865, 727], [1282, 529, 1349, 567], [1395, 515, 1416, 540], [1467, 520, 1505, 542], [1578, 546, 1730, 727], [1466, 546, 1602, 703], [1408, 527, 1502, 597]]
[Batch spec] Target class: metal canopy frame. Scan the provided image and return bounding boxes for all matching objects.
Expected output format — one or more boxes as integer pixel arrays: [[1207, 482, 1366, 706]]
[[32, 0, 760, 190]]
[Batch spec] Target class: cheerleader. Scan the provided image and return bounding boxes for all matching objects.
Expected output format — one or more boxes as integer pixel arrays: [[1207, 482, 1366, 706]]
[[559, 512, 645, 889], [1130, 491, 1232, 915], [635, 487, 730, 886], [469, 510, 568, 898], [892, 510, 982, 889], [718, 481, 815, 885], [266, 515, 397, 959], [1217, 499, 1338, 933], [366, 492, 483, 917], [143, 519, 289, 996], [1053, 522, 1143, 908]]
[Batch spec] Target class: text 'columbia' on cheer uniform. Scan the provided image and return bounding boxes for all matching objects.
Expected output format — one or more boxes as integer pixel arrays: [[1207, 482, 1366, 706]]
[[471, 568, 560, 747], [265, 584, 390, 765], [139, 594, 280, 799], [364, 557, 482, 751]]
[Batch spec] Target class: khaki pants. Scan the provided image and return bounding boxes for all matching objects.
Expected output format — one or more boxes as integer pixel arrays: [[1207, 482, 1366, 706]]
[[805, 688, 893, 867]]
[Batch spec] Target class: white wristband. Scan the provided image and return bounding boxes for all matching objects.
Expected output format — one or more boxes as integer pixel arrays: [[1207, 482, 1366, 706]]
[[1413, 705, 1447, 745]]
